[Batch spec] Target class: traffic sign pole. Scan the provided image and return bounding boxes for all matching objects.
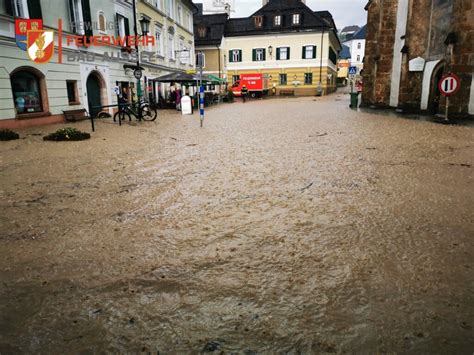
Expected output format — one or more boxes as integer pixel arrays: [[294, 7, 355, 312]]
[[438, 72, 460, 122]]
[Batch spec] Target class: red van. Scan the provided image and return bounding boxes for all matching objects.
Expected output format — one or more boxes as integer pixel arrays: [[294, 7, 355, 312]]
[[231, 74, 269, 97]]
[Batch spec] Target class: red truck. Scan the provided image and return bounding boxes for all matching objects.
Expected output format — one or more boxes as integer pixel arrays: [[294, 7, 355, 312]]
[[230, 74, 269, 98]]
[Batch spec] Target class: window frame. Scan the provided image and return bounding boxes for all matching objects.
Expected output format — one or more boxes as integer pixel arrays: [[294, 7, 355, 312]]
[[277, 46, 290, 61], [274, 15, 281, 27], [292, 13, 300, 25], [253, 48, 266, 62], [10, 67, 50, 118], [66, 80, 80, 105]]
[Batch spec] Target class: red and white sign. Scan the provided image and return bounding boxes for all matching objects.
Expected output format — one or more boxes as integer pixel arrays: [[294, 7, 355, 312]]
[[438, 73, 460, 97]]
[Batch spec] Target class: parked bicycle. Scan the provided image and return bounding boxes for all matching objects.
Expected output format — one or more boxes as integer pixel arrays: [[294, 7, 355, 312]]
[[114, 100, 157, 122]]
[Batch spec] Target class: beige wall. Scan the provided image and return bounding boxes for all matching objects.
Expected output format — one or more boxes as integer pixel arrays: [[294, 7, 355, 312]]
[[223, 31, 340, 95]]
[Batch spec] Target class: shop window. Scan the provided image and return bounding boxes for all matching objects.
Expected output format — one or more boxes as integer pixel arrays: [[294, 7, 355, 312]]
[[67, 80, 79, 104], [11, 69, 47, 115]]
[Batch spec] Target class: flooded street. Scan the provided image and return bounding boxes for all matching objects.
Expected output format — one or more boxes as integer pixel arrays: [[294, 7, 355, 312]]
[[1, 94, 473, 353]]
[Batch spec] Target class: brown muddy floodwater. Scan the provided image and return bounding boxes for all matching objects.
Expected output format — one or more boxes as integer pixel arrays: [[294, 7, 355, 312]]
[[0, 94, 473, 353]]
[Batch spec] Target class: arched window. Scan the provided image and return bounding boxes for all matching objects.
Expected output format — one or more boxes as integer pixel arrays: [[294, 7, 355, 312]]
[[11, 69, 45, 114], [97, 11, 106, 33]]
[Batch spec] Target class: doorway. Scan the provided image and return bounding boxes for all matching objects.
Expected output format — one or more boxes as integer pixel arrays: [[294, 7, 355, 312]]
[[429, 63, 445, 115], [86, 71, 105, 118]]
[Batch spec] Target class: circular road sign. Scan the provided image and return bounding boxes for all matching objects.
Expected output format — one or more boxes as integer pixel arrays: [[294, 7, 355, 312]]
[[438, 73, 460, 97], [133, 69, 142, 80]]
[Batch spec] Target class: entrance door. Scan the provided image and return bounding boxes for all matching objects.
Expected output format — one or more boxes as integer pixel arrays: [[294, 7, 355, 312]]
[[430, 65, 444, 115], [86, 74, 101, 118]]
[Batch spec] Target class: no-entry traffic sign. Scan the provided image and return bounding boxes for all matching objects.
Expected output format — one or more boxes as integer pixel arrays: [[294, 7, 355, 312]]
[[438, 73, 460, 97]]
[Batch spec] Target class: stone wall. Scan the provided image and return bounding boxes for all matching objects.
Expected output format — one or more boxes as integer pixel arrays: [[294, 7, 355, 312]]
[[362, 0, 473, 117]]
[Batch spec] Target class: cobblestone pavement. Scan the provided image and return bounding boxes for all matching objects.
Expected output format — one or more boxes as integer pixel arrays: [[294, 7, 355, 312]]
[[1, 93, 473, 353]]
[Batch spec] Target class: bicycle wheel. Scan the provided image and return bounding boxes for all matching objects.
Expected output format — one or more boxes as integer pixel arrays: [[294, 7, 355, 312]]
[[141, 105, 157, 121], [114, 110, 131, 123]]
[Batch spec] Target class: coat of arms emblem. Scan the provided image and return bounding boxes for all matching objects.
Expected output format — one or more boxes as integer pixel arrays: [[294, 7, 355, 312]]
[[27, 30, 54, 64]]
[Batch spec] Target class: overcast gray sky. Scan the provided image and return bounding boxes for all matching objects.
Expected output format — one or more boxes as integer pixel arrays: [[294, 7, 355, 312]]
[[195, 0, 368, 30]]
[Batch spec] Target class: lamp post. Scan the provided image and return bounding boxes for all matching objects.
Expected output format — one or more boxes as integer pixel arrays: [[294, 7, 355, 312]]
[[268, 45, 273, 59], [131, 0, 150, 120]]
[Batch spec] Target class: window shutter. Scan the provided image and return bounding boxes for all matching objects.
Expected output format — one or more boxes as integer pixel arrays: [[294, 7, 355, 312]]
[[302, 46, 306, 59], [262, 48, 266, 61], [313, 46, 317, 59], [115, 14, 120, 36], [252, 49, 256, 61], [228, 50, 233, 63], [27, 0, 43, 19], [5, 0, 13, 16], [238, 50, 242, 61], [287, 47, 290, 60], [68, 0, 77, 33], [82, 0, 93, 36], [124, 17, 130, 46], [276, 48, 280, 60]]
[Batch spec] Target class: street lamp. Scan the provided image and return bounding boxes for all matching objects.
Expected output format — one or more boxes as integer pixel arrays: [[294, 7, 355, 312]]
[[139, 17, 150, 36], [268, 45, 273, 58], [130, 0, 151, 120]]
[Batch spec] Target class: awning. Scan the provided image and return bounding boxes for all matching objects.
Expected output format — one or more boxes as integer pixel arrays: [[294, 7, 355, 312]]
[[153, 72, 197, 83], [206, 74, 226, 84]]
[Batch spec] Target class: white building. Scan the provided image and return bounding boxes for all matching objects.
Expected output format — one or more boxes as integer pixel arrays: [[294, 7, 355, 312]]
[[342, 25, 366, 74]]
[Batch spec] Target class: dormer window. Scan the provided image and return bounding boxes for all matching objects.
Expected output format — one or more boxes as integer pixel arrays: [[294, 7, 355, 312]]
[[274, 15, 281, 26], [292, 14, 300, 25], [197, 26, 207, 38], [254, 15, 263, 29]]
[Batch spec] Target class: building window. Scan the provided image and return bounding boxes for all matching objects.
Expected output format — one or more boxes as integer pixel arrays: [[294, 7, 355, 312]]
[[304, 73, 313, 85], [66, 80, 79, 104], [13, 0, 29, 17], [177, 5, 182, 24], [254, 15, 263, 28], [357, 42, 361, 49], [292, 14, 300, 25], [179, 38, 185, 64], [166, 0, 173, 18], [186, 12, 192, 31], [116, 14, 130, 47], [197, 26, 207, 38], [329, 47, 337, 65], [277, 47, 290, 60], [155, 25, 163, 55], [229, 49, 242, 63], [195, 52, 205, 68], [274, 15, 281, 26], [232, 75, 240, 83], [357, 55, 361, 62], [153, 0, 161, 10], [253, 48, 266, 61], [279, 74, 287, 85], [97, 11, 106, 33], [303, 45, 316, 59], [11, 70, 44, 114], [168, 33, 175, 59], [70, 0, 85, 34]]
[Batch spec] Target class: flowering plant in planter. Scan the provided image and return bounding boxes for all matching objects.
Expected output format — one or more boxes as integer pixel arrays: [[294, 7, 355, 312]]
[[43, 127, 90, 141]]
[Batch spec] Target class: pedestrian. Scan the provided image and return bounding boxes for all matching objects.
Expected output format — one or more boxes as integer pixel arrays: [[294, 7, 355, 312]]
[[176, 86, 182, 111], [118, 87, 128, 111], [241, 84, 248, 103]]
